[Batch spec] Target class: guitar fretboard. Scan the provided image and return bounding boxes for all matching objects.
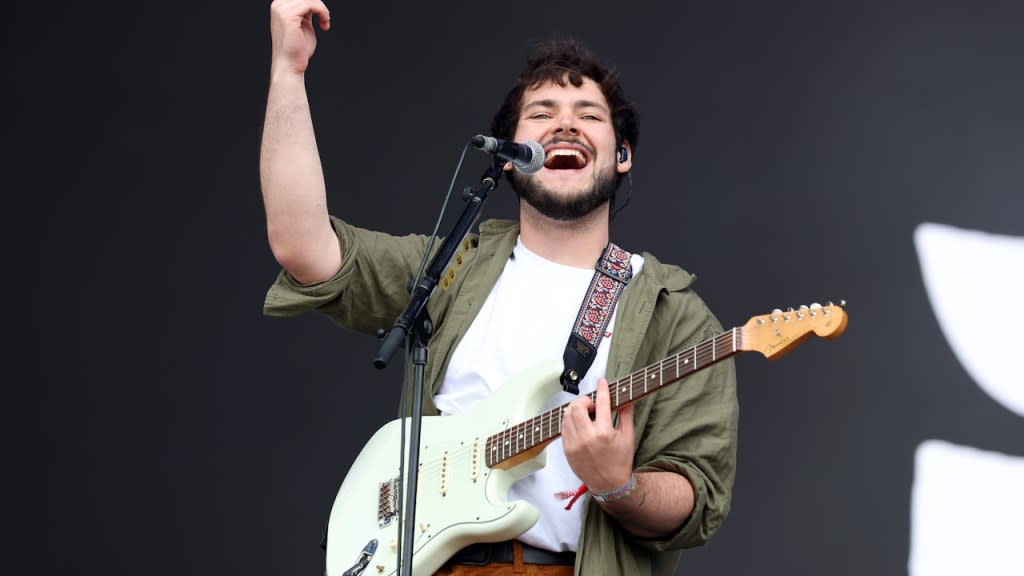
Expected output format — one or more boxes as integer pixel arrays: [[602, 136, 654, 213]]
[[484, 327, 741, 467]]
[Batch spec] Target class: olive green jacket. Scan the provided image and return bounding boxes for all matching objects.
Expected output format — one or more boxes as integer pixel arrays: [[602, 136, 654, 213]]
[[264, 218, 738, 576]]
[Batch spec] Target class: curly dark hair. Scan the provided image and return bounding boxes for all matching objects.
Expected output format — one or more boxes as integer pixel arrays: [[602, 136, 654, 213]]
[[490, 39, 639, 156]]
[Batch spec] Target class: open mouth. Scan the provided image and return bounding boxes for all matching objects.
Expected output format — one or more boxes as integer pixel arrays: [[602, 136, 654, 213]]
[[544, 148, 588, 170]]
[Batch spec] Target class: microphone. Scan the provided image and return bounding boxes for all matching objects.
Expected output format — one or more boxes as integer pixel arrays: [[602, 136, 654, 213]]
[[471, 135, 546, 174]]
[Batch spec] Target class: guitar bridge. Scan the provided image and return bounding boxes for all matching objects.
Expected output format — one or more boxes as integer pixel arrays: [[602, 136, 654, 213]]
[[378, 477, 399, 528]]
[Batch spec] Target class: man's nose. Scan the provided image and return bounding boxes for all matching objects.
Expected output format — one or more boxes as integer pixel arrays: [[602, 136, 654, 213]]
[[554, 114, 578, 135]]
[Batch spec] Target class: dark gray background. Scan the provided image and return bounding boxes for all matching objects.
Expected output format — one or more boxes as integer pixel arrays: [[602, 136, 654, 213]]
[[11, 1, 1023, 574]]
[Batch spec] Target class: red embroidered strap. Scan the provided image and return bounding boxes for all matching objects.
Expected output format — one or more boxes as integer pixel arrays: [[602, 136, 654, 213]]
[[559, 243, 633, 394]]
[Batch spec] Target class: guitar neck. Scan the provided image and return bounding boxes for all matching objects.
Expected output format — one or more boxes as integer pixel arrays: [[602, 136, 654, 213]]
[[485, 328, 741, 468]]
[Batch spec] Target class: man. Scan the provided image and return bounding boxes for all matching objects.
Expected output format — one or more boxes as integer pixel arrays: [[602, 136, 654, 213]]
[[260, 1, 738, 574]]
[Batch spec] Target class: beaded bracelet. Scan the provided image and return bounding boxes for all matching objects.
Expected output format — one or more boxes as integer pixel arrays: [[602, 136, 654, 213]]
[[591, 473, 638, 503]]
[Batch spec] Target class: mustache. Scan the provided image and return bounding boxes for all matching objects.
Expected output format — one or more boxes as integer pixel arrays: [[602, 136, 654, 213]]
[[542, 137, 595, 157]]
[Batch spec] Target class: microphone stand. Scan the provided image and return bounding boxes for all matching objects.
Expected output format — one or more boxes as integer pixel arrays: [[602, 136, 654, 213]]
[[373, 158, 504, 576]]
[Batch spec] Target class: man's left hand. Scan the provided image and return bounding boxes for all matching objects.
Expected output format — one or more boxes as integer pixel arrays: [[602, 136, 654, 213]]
[[561, 378, 635, 493]]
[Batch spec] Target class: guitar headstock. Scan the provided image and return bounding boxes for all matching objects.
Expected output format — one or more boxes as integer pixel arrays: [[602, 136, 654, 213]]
[[740, 301, 848, 359]]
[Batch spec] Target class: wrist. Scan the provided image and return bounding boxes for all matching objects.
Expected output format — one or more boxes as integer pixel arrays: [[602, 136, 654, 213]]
[[270, 61, 309, 84], [590, 473, 637, 503]]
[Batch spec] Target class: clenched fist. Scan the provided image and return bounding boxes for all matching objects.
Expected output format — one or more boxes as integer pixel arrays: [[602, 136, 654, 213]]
[[269, 0, 331, 75]]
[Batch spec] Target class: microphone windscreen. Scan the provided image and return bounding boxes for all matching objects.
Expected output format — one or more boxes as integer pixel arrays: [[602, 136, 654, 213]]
[[516, 141, 546, 174]]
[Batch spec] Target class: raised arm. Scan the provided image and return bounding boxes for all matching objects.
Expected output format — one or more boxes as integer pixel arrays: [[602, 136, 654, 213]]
[[260, 0, 341, 284]]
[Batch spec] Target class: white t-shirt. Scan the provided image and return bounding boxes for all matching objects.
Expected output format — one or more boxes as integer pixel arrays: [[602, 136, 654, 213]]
[[434, 238, 644, 551]]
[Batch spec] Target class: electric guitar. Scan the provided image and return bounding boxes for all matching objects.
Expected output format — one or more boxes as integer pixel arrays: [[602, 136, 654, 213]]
[[326, 302, 848, 576]]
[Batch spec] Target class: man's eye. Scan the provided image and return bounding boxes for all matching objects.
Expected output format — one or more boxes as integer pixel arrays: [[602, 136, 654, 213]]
[[530, 113, 552, 119], [581, 114, 602, 121]]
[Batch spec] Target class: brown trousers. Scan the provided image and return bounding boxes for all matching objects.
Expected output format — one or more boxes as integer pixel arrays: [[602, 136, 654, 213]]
[[434, 541, 574, 576]]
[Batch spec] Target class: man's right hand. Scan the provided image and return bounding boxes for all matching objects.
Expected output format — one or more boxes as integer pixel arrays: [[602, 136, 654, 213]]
[[270, 0, 331, 76]]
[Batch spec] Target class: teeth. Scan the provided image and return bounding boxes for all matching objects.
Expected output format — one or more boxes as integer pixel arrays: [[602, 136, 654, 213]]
[[548, 149, 585, 161], [544, 148, 587, 169]]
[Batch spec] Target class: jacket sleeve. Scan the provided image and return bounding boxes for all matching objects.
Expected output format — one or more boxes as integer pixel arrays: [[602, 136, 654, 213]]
[[630, 290, 739, 551], [263, 217, 433, 335]]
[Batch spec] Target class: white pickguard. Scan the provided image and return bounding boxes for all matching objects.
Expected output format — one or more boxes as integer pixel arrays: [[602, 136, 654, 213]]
[[325, 360, 565, 576]]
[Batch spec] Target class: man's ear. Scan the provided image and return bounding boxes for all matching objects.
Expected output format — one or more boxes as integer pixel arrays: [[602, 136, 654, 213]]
[[616, 141, 633, 173]]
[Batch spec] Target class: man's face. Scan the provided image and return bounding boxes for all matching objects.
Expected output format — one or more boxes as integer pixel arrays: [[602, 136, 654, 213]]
[[508, 77, 632, 221]]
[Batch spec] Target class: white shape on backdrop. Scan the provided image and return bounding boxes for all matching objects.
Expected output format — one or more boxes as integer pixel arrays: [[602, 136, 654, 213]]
[[914, 222, 1024, 416], [910, 222, 1024, 576], [909, 441, 1024, 576]]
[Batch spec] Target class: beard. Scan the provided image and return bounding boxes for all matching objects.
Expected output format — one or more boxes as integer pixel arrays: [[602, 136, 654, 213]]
[[508, 167, 618, 221]]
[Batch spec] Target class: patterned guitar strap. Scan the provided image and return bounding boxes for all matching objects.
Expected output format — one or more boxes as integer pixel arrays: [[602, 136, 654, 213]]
[[559, 242, 634, 395]]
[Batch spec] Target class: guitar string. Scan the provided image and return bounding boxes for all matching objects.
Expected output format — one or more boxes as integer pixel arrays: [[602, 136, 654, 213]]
[[396, 314, 828, 490], [410, 330, 740, 481], [446, 313, 831, 475], [482, 330, 738, 468], [440, 310, 817, 462], [407, 320, 798, 492], [416, 311, 834, 475]]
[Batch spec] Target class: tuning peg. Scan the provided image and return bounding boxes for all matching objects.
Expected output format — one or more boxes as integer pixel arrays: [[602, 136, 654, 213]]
[[810, 303, 822, 309], [771, 308, 782, 323]]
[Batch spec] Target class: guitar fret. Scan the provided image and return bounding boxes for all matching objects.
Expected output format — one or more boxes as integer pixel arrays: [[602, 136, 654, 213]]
[[477, 302, 845, 469], [485, 328, 751, 467]]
